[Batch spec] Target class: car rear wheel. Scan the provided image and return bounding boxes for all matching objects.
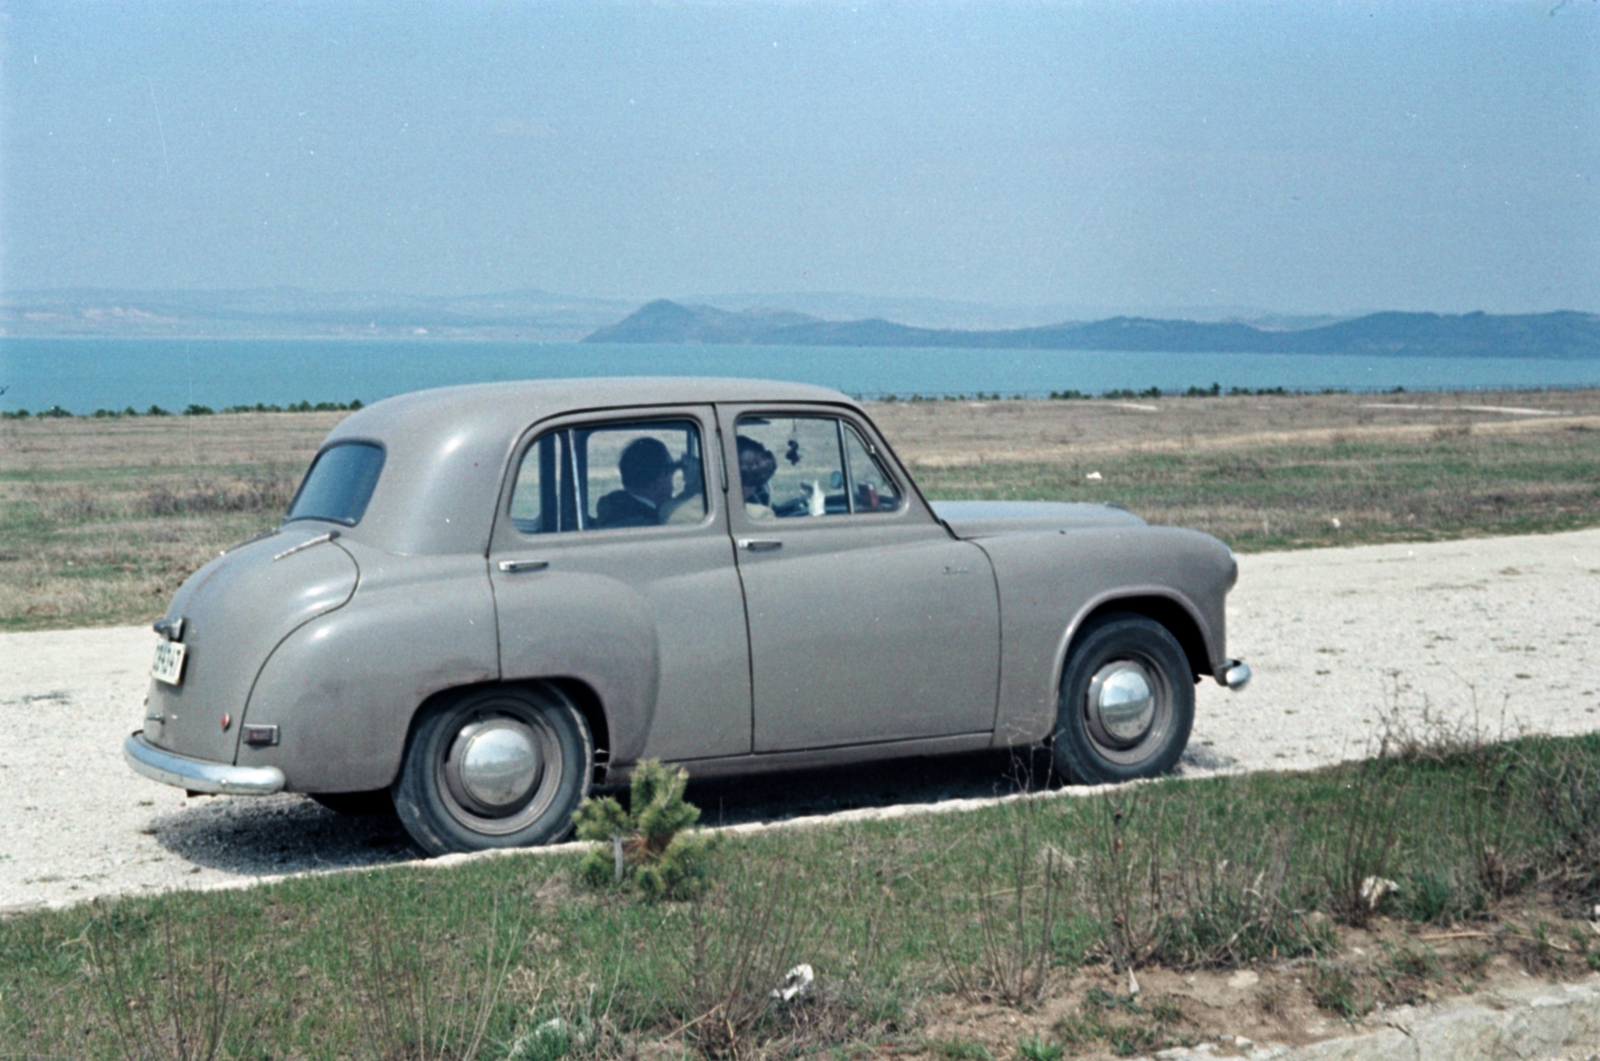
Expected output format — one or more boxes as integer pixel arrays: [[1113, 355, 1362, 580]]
[[392, 684, 592, 856], [1052, 613, 1194, 785]]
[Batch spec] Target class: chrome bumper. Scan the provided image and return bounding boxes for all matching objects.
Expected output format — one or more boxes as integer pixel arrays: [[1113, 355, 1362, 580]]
[[123, 732, 285, 795], [1216, 660, 1252, 691]]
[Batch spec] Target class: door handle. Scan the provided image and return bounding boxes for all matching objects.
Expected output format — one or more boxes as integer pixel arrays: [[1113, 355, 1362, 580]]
[[737, 538, 783, 552], [498, 559, 550, 573]]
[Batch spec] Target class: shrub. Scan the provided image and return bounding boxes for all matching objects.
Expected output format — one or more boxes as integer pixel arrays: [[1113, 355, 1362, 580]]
[[573, 759, 713, 900]]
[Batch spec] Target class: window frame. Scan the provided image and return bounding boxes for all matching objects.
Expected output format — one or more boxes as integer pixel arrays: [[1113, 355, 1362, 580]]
[[283, 439, 387, 528], [725, 405, 918, 530], [840, 420, 904, 515], [500, 409, 719, 542]]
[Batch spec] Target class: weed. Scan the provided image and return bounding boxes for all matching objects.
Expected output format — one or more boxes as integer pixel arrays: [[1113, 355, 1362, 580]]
[[347, 891, 522, 1061], [1322, 762, 1407, 928], [1082, 795, 1166, 971], [1400, 868, 1457, 925], [1053, 989, 1182, 1057], [1080, 789, 1329, 971], [506, 1019, 573, 1061], [1524, 737, 1600, 900], [932, 804, 1067, 1007], [1254, 981, 1288, 1019], [1154, 806, 1330, 968], [1375, 942, 1443, 1005], [1014, 1034, 1063, 1061], [1308, 963, 1368, 1019], [86, 908, 258, 1061], [674, 863, 814, 1060], [932, 1038, 992, 1061]]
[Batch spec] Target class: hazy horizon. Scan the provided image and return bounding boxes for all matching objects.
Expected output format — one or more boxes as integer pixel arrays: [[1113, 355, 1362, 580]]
[[3, 2, 1597, 317]]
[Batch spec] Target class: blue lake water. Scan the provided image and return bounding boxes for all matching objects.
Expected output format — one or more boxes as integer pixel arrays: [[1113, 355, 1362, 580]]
[[3, 338, 1599, 414]]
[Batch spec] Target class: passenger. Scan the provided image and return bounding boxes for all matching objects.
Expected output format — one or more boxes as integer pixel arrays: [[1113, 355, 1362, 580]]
[[736, 435, 778, 520], [594, 437, 701, 528]]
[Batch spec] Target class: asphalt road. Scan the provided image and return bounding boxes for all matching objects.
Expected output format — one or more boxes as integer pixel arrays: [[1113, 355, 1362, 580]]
[[3, 528, 1597, 914]]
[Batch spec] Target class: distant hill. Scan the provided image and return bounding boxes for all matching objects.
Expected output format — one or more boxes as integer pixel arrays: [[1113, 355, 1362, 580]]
[[1, 287, 636, 341], [585, 301, 1600, 359]]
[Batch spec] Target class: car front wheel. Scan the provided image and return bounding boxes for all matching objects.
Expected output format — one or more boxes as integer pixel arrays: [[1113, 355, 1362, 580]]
[[392, 684, 592, 856], [1052, 613, 1194, 785]]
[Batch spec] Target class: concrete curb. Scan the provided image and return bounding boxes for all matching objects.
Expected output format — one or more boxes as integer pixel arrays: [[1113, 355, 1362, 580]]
[[20, 768, 1144, 913], [1145, 976, 1600, 1061]]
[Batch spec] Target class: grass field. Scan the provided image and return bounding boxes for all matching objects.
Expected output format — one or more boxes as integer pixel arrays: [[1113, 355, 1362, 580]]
[[5, 733, 1599, 1060], [2, 390, 1598, 631]]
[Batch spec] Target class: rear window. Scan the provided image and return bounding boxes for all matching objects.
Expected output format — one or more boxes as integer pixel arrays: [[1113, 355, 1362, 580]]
[[286, 442, 385, 526]]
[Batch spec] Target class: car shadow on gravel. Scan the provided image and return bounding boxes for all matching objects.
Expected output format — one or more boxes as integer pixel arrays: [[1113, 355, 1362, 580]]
[[151, 744, 1227, 877], [150, 794, 422, 876], [683, 746, 1066, 827], [152, 748, 1065, 877]]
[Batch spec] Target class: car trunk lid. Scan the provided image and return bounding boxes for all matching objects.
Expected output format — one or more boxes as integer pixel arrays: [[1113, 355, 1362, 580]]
[[142, 526, 358, 766]]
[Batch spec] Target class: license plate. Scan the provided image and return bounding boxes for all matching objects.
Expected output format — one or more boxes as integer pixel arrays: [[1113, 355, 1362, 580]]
[[151, 640, 187, 686]]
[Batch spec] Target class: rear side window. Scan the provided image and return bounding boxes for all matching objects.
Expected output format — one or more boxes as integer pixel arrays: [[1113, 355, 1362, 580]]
[[510, 419, 706, 535], [286, 442, 385, 526]]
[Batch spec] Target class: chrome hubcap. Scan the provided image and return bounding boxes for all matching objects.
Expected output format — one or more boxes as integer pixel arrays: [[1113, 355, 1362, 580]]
[[441, 709, 564, 832], [1086, 661, 1156, 749], [457, 720, 542, 808]]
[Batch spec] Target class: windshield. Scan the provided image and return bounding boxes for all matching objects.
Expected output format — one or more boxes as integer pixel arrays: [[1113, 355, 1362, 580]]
[[286, 442, 385, 526]]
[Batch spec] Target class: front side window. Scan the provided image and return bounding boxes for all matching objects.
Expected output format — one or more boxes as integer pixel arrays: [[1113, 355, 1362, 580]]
[[732, 415, 839, 520], [843, 425, 903, 513], [286, 442, 385, 526], [735, 415, 904, 521], [510, 419, 706, 535]]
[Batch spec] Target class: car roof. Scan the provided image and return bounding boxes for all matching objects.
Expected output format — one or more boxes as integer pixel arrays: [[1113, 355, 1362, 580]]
[[339, 376, 851, 432], [317, 377, 861, 555]]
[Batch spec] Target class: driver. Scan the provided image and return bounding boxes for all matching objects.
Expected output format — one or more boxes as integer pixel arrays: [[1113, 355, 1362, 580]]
[[594, 436, 701, 528], [736, 435, 778, 520]]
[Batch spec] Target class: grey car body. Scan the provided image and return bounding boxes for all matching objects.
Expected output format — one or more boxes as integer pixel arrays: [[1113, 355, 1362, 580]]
[[126, 378, 1247, 854]]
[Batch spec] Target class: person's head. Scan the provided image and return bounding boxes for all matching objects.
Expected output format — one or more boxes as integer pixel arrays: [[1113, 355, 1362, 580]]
[[736, 436, 776, 499], [618, 437, 676, 504]]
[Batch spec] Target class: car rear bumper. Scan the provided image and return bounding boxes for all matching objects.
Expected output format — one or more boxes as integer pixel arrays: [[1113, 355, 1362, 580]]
[[123, 732, 286, 795]]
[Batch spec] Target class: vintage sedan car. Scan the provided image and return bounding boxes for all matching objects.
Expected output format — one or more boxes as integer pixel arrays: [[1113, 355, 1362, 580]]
[[125, 378, 1249, 855]]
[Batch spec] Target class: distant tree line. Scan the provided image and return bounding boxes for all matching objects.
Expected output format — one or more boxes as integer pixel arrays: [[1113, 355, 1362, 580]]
[[0, 399, 364, 420]]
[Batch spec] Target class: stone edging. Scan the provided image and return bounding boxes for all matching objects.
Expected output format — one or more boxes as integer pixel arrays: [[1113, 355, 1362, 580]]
[[1142, 976, 1600, 1061]]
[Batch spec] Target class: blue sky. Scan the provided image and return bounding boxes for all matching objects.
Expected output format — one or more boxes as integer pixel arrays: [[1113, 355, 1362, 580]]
[[2, 1, 1596, 315]]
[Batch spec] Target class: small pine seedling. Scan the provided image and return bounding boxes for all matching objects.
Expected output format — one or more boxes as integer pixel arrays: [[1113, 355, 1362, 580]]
[[573, 759, 713, 900]]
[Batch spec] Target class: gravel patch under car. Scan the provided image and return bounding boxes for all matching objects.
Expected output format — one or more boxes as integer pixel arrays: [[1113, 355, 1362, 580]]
[[2, 528, 1597, 914]]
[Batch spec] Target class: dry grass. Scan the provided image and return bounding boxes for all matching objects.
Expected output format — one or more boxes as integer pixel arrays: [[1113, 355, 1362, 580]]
[[3, 391, 1599, 630], [7, 732, 1600, 1060], [0, 412, 343, 630], [899, 389, 1600, 552]]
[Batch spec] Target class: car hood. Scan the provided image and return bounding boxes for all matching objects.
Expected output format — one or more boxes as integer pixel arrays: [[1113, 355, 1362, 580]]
[[141, 525, 358, 764], [930, 500, 1146, 539]]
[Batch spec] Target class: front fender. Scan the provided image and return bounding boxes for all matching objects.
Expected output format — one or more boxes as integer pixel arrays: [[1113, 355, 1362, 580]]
[[978, 526, 1237, 747]]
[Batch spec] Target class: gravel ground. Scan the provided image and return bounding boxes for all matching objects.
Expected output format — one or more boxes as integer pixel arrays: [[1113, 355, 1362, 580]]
[[3, 528, 1597, 914]]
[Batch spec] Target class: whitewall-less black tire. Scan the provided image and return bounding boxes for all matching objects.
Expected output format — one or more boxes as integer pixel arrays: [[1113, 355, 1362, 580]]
[[392, 684, 592, 856], [1052, 613, 1194, 785]]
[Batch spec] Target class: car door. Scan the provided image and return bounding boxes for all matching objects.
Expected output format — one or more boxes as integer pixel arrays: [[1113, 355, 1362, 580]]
[[720, 404, 1001, 752], [489, 406, 752, 763]]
